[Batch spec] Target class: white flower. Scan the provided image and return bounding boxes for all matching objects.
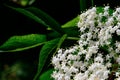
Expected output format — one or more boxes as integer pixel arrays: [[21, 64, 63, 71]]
[[74, 73, 83, 80], [58, 49, 62, 54], [106, 62, 112, 68], [118, 44, 120, 50], [116, 72, 120, 77], [64, 75, 70, 80], [116, 29, 120, 35], [115, 72, 120, 80], [94, 55, 103, 63], [116, 42, 120, 51], [52, 56, 60, 67], [87, 32, 92, 40], [104, 6, 110, 11], [116, 56, 120, 64], [103, 11, 109, 16], [116, 49, 120, 53], [80, 26, 86, 32], [115, 77, 120, 80], [106, 54, 112, 61], [116, 7, 120, 12], [88, 46, 98, 54], [69, 66, 78, 73], [73, 61, 83, 68], [67, 54, 75, 60]]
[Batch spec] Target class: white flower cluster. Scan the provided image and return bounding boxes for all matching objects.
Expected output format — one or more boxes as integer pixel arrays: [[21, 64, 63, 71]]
[[52, 6, 120, 80]]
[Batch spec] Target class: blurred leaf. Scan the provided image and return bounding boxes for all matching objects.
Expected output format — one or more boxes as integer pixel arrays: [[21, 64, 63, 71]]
[[34, 38, 60, 80], [0, 34, 46, 52], [62, 16, 79, 28], [39, 69, 54, 80], [20, 0, 28, 6], [10, 0, 35, 6], [26, 7, 64, 34], [7, 6, 49, 27]]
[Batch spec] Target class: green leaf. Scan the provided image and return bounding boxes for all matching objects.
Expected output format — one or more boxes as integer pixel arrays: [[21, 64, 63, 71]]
[[62, 16, 79, 28], [26, 7, 64, 34], [0, 34, 46, 52], [34, 38, 60, 80], [39, 69, 54, 80]]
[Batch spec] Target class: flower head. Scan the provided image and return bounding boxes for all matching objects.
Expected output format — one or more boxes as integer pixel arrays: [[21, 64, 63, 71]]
[[52, 6, 120, 80]]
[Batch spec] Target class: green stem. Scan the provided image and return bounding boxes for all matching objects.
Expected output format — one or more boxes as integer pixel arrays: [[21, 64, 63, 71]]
[[91, 0, 94, 6], [80, 0, 87, 11], [67, 37, 79, 41]]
